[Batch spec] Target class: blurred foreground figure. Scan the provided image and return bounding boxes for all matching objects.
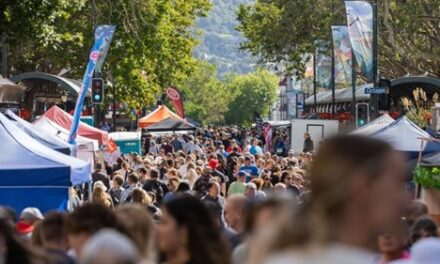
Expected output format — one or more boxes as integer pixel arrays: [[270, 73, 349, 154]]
[[250, 135, 409, 264], [390, 238, 440, 264]]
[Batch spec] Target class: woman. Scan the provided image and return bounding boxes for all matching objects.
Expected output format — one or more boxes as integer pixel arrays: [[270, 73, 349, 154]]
[[184, 168, 199, 189], [115, 204, 156, 263], [163, 177, 181, 203], [249, 135, 409, 264], [157, 195, 231, 264], [92, 181, 113, 209], [131, 188, 162, 221]]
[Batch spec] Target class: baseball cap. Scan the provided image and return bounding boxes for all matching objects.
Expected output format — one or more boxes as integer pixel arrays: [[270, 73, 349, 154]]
[[238, 171, 248, 177], [208, 159, 220, 169], [20, 207, 44, 221]]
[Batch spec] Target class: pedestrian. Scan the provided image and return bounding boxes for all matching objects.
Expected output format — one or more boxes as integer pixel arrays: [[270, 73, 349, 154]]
[[157, 195, 231, 264], [201, 181, 226, 226], [92, 181, 113, 209], [16, 207, 44, 240], [228, 171, 248, 196], [142, 168, 168, 204], [302, 132, 314, 153]]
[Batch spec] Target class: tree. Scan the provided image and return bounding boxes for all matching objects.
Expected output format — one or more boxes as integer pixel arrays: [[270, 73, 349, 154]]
[[178, 60, 231, 125], [1, 0, 212, 110], [224, 69, 279, 125], [237, 0, 440, 78]]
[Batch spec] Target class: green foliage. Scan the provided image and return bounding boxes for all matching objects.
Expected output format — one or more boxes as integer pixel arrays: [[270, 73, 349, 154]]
[[224, 69, 278, 125], [178, 60, 231, 125], [1, 0, 211, 110], [414, 166, 440, 190], [237, 0, 440, 78]]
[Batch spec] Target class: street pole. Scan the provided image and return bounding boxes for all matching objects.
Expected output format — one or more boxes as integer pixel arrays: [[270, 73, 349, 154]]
[[313, 50, 317, 113], [372, 1, 379, 118], [351, 49, 357, 118], [331, 42, 336, 116], [1, 34, 8, 77], [112, 79, 116, 132]]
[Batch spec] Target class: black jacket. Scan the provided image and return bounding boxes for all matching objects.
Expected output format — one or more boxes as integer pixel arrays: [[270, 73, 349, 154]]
[[303, 137, 314, 153]]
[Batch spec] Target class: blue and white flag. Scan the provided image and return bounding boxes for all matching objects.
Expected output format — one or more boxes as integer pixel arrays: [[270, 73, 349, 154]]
[[94, 25, 116, 74]]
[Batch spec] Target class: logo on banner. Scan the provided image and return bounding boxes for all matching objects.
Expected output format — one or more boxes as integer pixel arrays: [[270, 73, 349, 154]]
[[166, 87, 180, 101], [90, 51, 100, 62]]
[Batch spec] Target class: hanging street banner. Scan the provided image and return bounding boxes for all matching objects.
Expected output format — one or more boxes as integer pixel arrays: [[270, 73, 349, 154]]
[[344, 1, 374, 82], [94, 25, 116, 74], [304, 54, 314, 78], [331, 25, 352, 88], [315, 41, 332, 90], [68, 31, 113, 144], [166, 86, 185, 118]]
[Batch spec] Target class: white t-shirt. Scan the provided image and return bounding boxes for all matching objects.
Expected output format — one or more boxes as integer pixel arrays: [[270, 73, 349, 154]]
[[263, 244, 376, 264]]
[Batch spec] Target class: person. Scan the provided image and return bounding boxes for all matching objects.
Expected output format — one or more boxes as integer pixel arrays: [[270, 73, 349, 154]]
[[225, 194, 248, 249], [109, 175, 125, 206], [157, 195, 231, 264], [92, 181, 113, 208], [130, 188, 162, 222], [39, 212, 75, 264], [65, 204, 121, 257], [79, 229, 140, 264], [376, 220, 410, 264], [163, 177, 181, 203], [92, 163, 110, 190], [170, 135, 184, 152], [100, 122, 111, 132], [115, 204, 156, 262], [161, 139, 174, 154], [251, 135, 409, 264], [409, 217, 439, 244], [280, 171, 300, 197], [302, 132, 314, 153], [148, 141, 160, 155], [184, 136, 197, 154], [201, 181, 226, 226], [193, 168, 213, 198], [184, 168, 199, 189], [143, 168, 168, 205], [16, 207, 44, 240], [240, 156, 259, 182], [390, 237, 440, 264], [228, 171, 248, 196], [404, 200, 429, 226], [121, 173, 141, 202], [249, 139, 263, 156]]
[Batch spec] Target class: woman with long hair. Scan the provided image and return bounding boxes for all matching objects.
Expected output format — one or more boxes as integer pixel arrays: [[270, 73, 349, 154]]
[[92, 182, 113, 209], [157, 195, 231, 264], [249, 135, 409, 264]]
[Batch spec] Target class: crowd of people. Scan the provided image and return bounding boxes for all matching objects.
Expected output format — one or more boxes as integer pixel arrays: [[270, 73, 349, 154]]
[[0, 128, 439, 264]]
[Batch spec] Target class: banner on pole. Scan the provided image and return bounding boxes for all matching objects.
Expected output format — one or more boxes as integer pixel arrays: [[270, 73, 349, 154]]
[[94, 25, 116, 74], [344, 1, 373, 82], [332, 26, 353, 88], [315, 41, 332, 90], [166, 87, 185, 118], [68, 28, 115, 144]]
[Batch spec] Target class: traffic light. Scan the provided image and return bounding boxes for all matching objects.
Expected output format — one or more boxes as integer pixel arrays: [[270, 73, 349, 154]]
[[356, 103, 370, 128], [91, 78, 104, 104]]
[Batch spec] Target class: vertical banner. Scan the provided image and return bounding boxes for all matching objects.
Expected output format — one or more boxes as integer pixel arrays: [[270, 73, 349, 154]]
[[304, 54, 314, 78], [296, 92, 305, 117], [68, 27, 115, 144], [166, 87, 185, 118], [94, 25, 116, 74], [315, 41, 332, 90], [331, 26, 353, 88], [286, 90, 297, 119], [344, 1, 373, 82]]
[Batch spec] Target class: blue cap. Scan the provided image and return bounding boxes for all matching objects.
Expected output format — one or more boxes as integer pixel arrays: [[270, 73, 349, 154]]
[[238, 171, 248, 177]]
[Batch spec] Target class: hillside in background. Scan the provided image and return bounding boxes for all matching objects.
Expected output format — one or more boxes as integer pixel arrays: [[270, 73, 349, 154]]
[[194, 0, 255, 78]]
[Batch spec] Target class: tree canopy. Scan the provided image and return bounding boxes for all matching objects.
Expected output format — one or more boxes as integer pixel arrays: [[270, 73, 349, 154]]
[[237, 0, 440, 78]]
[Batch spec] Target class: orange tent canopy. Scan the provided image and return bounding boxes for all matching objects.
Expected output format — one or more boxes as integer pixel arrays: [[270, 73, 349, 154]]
[[42, 106, 108, 145], [138, 105, 182, 129]]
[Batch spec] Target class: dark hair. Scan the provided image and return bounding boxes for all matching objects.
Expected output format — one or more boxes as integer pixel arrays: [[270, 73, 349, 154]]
[[40, 212, 67, 243], [127, 173, 139, 184], [113, 175, 124, 186], [280, 171, 291, 184], [150, 169, 160, 179], [94, 162, 103, 170], [139, 167, 148, 174], [177, 181, 191, 192], [163, 195, 230, 264], [65, 204, 120, 235], [410, 217, 439, 244]]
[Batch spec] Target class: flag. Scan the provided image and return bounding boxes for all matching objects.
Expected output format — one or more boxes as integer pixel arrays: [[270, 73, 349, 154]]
[[315, 40, 332, 90], [94, 25, 116, 74], [166, 87, 185, 118], [107, 138, 117, 153], [344, 1, 373, 82], [331, 25, 353, 88]]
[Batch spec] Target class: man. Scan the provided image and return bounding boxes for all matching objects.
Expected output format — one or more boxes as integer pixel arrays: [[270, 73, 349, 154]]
[[228, 171, 248, 196], [208, 158, 228, 194], [178, 155, 194, 177], [40, 212, 75, 264], [249, 139, 263, 156], [193, 167, 212, 198], [303, 132, 314, 153], [142, 168, 168, 204], [240, 156, 259, 182], [184, 136, 197, 154], [161, 139, 174, 154], [92, 163, 110, 190], [121, 173, 140, 202], [170, 135, 184, 152], [16, 207, 44, 240], [245, 182, 257, 202], [225, 194, 248, 249], [201, 181, 226, 226], [227, 139, 242, 153], [227, 147, 241, 164]]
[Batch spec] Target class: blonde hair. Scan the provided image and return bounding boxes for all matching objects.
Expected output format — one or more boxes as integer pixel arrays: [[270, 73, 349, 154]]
[[92, 186, 112, 208], [185, 168, 199, 189], [130, 188, 151, 206]]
